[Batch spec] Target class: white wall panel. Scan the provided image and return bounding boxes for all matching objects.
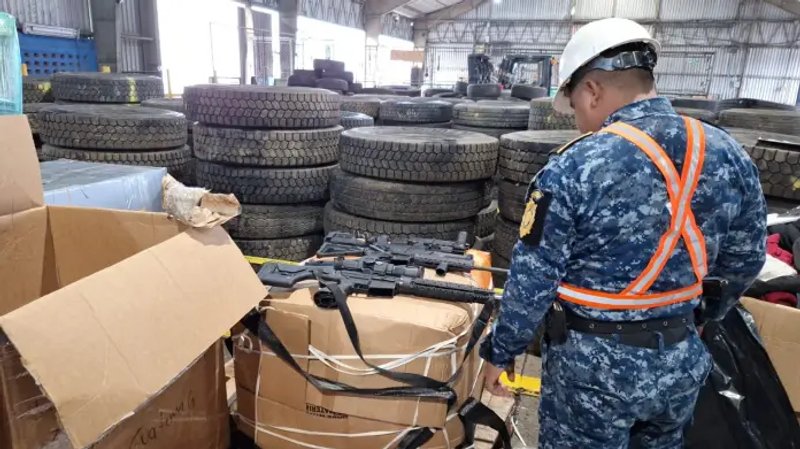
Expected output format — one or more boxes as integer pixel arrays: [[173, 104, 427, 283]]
[[615, 0, 658, 20]]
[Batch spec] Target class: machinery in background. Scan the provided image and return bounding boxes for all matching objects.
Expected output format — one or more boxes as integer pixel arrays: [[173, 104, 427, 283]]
[[468, 52, 554, 93]]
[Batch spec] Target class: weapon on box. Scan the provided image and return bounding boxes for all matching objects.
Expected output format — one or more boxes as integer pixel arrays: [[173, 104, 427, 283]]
[[258, 257, 500, 309], [316, 231, 509, 276]]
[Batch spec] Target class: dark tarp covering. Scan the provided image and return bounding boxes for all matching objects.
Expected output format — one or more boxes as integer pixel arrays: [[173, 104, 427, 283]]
[[685, 306, 800, 449]]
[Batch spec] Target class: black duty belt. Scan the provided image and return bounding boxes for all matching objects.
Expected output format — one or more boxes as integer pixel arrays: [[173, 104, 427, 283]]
[[565, 310, 695, 349]]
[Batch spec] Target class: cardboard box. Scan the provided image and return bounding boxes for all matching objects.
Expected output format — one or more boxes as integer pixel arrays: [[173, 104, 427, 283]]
[[234, 272, 486, 431], [41, 160, 166, 212], [741, 297, 800, 412], [0, 116, 266, 448]]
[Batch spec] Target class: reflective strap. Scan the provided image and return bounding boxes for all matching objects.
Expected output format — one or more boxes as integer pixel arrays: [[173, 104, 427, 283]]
[[681, 117, 709, 280], [557, 282, 703, 310]]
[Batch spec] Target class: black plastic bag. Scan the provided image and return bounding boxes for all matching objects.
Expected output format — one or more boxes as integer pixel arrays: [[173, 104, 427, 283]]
[[685, 306, 800, 449]]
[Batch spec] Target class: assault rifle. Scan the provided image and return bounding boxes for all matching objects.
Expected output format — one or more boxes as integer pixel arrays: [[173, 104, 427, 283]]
[[316, 231, 508, 276], [258, 257, 500, 309]]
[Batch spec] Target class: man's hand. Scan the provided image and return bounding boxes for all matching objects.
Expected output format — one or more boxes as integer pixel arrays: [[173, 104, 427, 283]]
[[484, 361, 514, 397]]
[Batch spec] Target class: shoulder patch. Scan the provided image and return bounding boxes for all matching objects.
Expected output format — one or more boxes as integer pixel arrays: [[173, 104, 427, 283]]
[[551, 132, 594, 156]]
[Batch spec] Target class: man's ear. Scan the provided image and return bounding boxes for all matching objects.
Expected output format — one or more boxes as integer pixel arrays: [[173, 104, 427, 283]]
[[584, 78, 602, 109]]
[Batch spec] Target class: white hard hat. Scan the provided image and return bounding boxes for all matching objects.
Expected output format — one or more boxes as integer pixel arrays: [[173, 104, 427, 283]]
[[554, 18, 660, 114]]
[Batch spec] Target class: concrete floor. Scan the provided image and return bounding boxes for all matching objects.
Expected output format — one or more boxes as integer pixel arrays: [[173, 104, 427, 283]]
[[511, 353, 543, 448]]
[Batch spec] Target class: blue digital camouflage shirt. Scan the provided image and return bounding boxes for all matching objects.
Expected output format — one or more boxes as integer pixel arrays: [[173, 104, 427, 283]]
[[481, 97, 767, 367]]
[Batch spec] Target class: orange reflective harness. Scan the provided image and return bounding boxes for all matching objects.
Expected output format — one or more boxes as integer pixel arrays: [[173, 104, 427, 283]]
[[557, 116, 709, 310]]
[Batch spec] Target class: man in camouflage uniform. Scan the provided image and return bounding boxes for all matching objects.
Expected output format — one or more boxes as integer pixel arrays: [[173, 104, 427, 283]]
[[480, 18, 767, 448]]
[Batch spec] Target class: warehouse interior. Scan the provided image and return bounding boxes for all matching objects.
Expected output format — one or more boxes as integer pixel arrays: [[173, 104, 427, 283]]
[[1, 0, 800, 448]]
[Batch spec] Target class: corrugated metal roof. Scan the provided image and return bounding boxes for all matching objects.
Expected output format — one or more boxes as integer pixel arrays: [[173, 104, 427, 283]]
[[0, 0, 91, 31], [615, 0, 658, 19], [659, 0, 740, 20], [490, 0, 571, 20], [397, 0, 463, 17]]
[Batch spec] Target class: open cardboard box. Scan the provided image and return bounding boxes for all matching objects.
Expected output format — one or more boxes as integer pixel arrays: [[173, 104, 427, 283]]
[[0, 116, 267, 448]]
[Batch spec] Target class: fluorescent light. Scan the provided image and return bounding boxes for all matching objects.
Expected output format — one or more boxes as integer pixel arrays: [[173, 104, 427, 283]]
[[22, 23, 80, 39], [493, 0, 502, 3]]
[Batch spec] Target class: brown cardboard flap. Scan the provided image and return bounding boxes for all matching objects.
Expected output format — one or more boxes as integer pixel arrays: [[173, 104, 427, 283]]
[[0, 116, 43, 217], [741, 298, 800, 412], [0, 207, 49, 316], [0, 226, 267, 447]]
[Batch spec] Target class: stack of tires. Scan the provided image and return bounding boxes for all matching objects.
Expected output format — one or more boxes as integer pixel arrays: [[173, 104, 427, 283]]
[[726, 128, 800, 204], [51, 72, 164, 104], [339, 96, 382, 119], [528, 98, 577, 130], [467, 83, 501, 100], [185, 85, 341, 261], [340, 111, 374, 129], [37, 104, 192, 181], [22, 77, 53, 160], [288, 59, 359, 94], [719, 108, 800, 137], [379, 99, 453, 128], [510, 84, 548, 101], [453, 101, 530, 138], [325, 127, 498, 241], [140, 97, 197, 183], [493, 130, 580, 286]]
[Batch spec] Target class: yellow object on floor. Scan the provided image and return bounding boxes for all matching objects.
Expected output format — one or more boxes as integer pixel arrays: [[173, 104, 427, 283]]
[[244, 255, 300, 266], [501, 372, 541, 396]]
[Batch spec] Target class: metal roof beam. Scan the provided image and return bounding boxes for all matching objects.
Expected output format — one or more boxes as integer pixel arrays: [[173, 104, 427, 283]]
[[762, 0, 800, 16], [365, 0, 416, 16]]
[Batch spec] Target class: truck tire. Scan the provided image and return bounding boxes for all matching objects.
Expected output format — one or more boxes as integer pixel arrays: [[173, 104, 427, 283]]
[[467, 83, 501, 99], [494, 215, 519, 260], [195, 161, 335, 204], [324, 202, 475, 241], [313, 59, 346, 73], [669, 97, 718, 112], [454, 81, 468, 96], [499, 130, 580, 183], [38, 104, 187, 150], [330, 169, 487, 222], [732, 131, 800, 200], [674, 107, 718, 123], [718, 109, 800, 137], [453, 102, 529, 128], [717, 98, 796, 112], [424, 88, 453, 97], [183, 85, 340, 129], [340, 111, 374, 129], [528, 98, 578, 130], [141, 97, 185, 114], [235, 234, 323, 261], [288, 73, 318, 87], [41, 144, 192, 177], [52, 72, 163, 103], [339, 127, 498, 182], [350, 83, 363, 93], [193, 124, 341, 167], [340, 96, 382, 118], [225, 203, 324, 239], [380, 120, 452, 128], [360, 88, 396, 95], [23, 78, 53, 103], [379, 100, 453, 123], [23, 103, 50, 133], [510, 84, 547, 101], [316, 77, 349, 93], [498, 178, 528, 222], [475, 200, 498, 238], [451, 124, 520, 138]]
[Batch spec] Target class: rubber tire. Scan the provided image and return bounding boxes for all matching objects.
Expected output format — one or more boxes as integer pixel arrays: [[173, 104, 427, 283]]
[[52, 72, 164, 103], [235, 234, 323, 261], [510, 84, 547, 101], [454, 81, 468, 96], [288, 73, 318, 87], [434, 92, 460, 99], [499, 130, 580, 183], [331, 169, 487, 222], [674, 107, 718, 123], [23, 78, 53, 103], [381, 120, 452, 128], [494, 215, 519, 261], [339, 126, 498, 182], [718, 109, 800, 137], [193, 124, 341, 167], [453, 102, 529, 128], [320, 70, 353, 84], [728, 130, 800, 201], [141, 97, 185, 114], [498, 178, 528, 222], [316, 77, 349, 92], [669, 97, 718, 112], [350, 83, 363, 94], [23, 103, 50, 133], [467, 84, 501, 99], [452, 124, 523, 138], [360, 88, 396, 95], [225, 203, 324, 239], [424, 88, 453, 97], [528, 98, 577, 130], [38, 104, 187, 150], [313, 59, 346, 73], [340, 96, 382, 118], [324, 202, 475, 241], [475, 200, 498, 238], [341, 111, 374, 129], [717, 98, 797, 112], [195, 161, 335, 204], [379, 100, 453, 123], [183, 85, 340, 129], [41, 144, 192, 179]]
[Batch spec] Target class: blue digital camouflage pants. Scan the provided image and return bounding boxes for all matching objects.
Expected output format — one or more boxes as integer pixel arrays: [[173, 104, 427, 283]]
[[538, 329, 712, 449]]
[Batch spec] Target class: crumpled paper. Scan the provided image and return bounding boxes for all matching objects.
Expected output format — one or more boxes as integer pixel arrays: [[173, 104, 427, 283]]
[[161, 175, 240, 228]]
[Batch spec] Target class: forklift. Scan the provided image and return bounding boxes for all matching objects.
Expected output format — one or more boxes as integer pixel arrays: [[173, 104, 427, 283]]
[[468, 53, 554, 92]]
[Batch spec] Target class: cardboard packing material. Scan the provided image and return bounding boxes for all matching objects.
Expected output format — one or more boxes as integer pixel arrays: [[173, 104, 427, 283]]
[[233, 271, 487, 448], [741, 297, 800, 413], [0, 116, 267, 448]]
